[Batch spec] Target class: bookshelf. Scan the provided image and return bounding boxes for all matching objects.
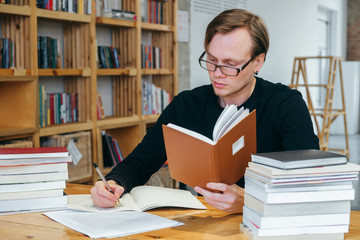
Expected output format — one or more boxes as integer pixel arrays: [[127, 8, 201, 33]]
[[0, 0, 178, 184]]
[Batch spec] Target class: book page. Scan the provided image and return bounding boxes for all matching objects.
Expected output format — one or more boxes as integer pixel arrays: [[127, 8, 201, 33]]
[[130, 186, 206, 211], [67, 186, 206, 212], [67, 193, 140, 212], [166, 123, 215, 145], [212, 105, 237, 141], [215, 107, 248, 142]]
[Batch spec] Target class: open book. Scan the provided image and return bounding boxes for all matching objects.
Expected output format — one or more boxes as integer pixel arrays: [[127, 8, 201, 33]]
[[67, 185, 206, 212], [163, 105, 256, 188]]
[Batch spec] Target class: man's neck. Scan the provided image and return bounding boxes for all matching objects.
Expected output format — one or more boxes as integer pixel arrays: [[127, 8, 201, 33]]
[[218, 77, 256, 107]]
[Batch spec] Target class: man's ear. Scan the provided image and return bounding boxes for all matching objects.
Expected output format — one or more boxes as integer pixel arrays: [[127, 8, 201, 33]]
[[254, 53, 265, 73]]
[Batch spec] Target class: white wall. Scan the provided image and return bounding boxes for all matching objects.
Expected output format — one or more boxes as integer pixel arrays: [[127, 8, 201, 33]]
[[331, 61, 360, 134]]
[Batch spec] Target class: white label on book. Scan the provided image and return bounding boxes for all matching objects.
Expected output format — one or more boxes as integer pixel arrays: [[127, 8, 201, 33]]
[[67, 139, 82, 166], [232, 135, 244, 155]]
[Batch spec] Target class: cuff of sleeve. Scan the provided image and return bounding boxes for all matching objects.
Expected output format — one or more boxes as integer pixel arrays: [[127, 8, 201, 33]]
[[105, 174, 129, 193]]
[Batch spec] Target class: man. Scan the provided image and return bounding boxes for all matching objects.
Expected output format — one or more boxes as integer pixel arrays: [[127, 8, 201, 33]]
[[91, 9, 319, 213]]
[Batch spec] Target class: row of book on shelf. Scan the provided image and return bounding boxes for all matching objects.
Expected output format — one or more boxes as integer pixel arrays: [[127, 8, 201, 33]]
[[95, 0, 136, 21], [95, 0, 168, 24], [36, 0, 92, 15], [97, 45, 120, 69], [141, 0, 166, 24], [39, 85, 79, 128], [141, 44, 162, 69], [38, 37, 122, 69], [0, 147, 71, 215], [38, 36, 60, 69], [241, 149, 360, 240], [142, 79, 171, 115], [2, 32, 162, 72], [102, 131, 124, 168], [0, 38, 14, 69]]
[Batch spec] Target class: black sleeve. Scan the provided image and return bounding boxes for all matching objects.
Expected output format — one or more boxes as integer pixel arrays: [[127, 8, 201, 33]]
[[105, 97, 179, 193]]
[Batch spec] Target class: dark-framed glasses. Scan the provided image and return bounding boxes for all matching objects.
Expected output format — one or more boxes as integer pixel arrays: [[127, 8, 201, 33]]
[[198, 51, 253, 76]]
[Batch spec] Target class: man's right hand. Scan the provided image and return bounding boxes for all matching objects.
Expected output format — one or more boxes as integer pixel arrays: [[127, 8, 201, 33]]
[[90, 180, 124, 208]]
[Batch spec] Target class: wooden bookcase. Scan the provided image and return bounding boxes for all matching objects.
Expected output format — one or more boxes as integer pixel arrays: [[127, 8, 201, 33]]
[[0, 0, 178, 184]]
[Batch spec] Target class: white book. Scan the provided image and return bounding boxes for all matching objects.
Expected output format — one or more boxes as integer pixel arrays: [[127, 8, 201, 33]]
[[0, 162, 68, 175], [68, 0, 74, 13], [140, 0, 148, 21], [0, 180, 66, 193], [0, 188, 64, 200], [0, 196, 67, 213], [240, 223, 345, 240], [243, 206, 350, 229], [0, 171, 68, 184], [243, 217, 349, 237], [0, 156, 71, 167], [245, 182, 355, 204], [245, 177, 354, 193], [68, 185, 206, 212], [248, 162, 360, 178], [246, 166, 359, 181], [245, 170, 358, 186], [244, 193, 351, 217]]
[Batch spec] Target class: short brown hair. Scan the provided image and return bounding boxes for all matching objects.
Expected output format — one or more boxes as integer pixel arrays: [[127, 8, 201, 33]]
[[204, 9, 269, 60]]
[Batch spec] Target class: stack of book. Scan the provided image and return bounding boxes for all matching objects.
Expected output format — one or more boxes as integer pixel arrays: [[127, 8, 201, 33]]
[[241, 149, 360, 240], [0, 147, 71, 215]]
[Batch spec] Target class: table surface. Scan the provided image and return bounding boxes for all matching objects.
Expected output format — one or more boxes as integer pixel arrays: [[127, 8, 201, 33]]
[[0, 183, 359, 240]]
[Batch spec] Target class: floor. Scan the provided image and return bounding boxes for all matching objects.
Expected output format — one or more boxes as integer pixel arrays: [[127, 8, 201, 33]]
[[328, 134, 360, 211]]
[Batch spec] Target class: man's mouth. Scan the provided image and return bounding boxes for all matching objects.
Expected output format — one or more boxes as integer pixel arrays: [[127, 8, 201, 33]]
[[213, 81, 226, 88]]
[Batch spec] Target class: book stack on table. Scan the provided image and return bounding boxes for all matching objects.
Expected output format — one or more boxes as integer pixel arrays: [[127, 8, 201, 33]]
[[0, 147, 71, 215], [241, 149, 360, 240]]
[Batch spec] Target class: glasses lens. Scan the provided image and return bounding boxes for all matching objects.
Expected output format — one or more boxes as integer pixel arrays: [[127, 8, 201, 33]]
[[220, 66, 238, 76], [199, 60, 213, 71]]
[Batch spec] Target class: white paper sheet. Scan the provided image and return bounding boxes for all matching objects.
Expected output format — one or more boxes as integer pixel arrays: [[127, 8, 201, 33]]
[[44, 209, 184, 239]]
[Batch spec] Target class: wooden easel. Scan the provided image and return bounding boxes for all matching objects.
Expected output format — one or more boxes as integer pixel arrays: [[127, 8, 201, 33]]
[[289, 56, 349, 157]]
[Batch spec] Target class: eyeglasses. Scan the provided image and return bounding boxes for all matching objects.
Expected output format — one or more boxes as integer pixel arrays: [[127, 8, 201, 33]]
[[198, 51, 253, 76]]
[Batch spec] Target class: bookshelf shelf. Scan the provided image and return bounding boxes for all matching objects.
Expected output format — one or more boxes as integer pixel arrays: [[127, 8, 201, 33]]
[[97, 115, 141, 129], [0, 0, 178, 184], [0, 127, 37, 138], [97, 68, 134, 76], [0, 5, 31, 16], [96, 17, 136, 27], [141, 69, 174, 75], [38, 68, 90, 77], [36, 9, 91, 23], [141, 114, 160, 123], [39, 121, 94, 137], [141, 22, 173, 32], [0, 74, 34, 81]]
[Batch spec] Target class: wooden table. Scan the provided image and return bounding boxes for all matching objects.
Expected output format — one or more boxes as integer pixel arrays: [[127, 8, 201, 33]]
[[0, 183, 359, 240]]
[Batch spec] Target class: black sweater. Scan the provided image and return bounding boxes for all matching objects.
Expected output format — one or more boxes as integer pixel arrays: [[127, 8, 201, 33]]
[[106, 77, 320, 191]]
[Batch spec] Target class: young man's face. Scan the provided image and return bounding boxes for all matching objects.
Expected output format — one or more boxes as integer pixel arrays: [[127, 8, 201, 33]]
[[206, 27, 263, 106]]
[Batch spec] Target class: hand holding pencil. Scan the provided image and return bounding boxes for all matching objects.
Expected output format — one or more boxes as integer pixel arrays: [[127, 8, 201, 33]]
[[91, 163, 124, 208]]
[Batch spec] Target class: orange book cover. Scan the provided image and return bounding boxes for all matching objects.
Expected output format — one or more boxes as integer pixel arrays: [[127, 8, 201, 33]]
[[163, 109, 256, 189]]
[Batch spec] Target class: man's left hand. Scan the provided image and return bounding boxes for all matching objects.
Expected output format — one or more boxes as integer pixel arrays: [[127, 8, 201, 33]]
[[194, 182, 244, 213]]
